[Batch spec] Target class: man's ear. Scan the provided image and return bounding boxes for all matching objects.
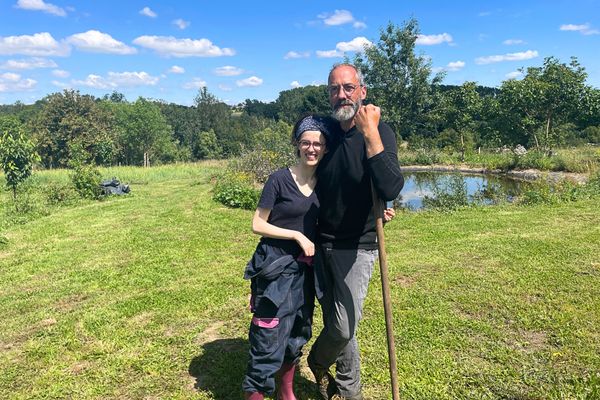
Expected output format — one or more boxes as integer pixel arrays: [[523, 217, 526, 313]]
[[360, 85, 367, 100]]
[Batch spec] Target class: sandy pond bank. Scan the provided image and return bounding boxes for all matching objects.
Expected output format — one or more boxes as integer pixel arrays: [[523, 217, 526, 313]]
[[401, 165, 590, 184]]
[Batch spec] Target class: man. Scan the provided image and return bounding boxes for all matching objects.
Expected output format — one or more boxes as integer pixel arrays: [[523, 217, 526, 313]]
[[308, 63, 404, 400]]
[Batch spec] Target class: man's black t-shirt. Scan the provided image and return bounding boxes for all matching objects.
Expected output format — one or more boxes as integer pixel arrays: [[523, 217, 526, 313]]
[[258, 168, 320, 256]]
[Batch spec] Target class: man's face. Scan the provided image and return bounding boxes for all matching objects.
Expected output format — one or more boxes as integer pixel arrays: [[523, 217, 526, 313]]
[[327, 66, 367, 122]]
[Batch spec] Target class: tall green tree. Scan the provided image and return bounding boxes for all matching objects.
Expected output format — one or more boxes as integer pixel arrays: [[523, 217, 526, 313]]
[[499, 57, 588, 151], [354, 18, 444, 140], [0, 116, 39, 201], [112, 98, 174, 166], [275, 85, 330, 124], [439, 82, 483, 159], [30, 89, 114, 167]]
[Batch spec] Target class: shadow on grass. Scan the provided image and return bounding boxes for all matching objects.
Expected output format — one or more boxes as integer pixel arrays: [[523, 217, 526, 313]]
[[189, 338, 318, 399]]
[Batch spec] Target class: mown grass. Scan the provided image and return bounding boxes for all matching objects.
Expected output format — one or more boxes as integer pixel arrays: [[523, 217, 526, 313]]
[[1, 163, 599, 399]]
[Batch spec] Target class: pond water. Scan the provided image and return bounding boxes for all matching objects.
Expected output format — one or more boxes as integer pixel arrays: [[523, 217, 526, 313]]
[[396, 171, 529, 210]]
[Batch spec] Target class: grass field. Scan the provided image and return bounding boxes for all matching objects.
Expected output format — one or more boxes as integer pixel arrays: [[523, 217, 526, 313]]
[[1, 163, 599, 399]]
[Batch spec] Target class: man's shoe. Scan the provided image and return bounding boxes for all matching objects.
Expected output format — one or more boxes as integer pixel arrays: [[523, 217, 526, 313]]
[[307, 358, 337, 399], [331, 394, 363, 400]]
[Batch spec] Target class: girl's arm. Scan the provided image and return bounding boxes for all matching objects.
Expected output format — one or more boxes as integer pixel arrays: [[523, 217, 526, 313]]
[[252, 207, 315, 256]]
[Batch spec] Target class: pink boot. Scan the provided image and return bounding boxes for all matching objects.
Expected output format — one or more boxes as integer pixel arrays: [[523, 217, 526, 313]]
[[277, 362, 297, 400], [244, 391, 264, 400]]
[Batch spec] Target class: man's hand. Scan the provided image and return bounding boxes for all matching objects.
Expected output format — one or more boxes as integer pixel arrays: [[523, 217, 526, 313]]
[[354, 104, 381, 137], [354, 104, 384, 157]]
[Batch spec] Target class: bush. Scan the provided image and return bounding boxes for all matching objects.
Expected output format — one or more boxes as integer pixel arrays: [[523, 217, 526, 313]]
[[44, 181, 79, 205], [229, 147, 295, 184], [71, 164, 102, 200], [212, 171, 260, 210]]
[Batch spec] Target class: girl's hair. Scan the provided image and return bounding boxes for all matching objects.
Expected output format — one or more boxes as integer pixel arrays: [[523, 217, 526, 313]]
[[291, 114, 331, 157]]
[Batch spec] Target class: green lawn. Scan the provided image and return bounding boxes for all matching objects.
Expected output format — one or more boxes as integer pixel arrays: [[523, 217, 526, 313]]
[[1, 163, 599, 399]]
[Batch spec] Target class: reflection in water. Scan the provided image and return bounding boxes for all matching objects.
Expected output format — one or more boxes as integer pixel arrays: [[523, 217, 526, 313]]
[[396, 172, 528, 210]]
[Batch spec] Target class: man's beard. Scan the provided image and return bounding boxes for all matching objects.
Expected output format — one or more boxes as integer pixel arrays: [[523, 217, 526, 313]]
[[332, 98, 361, 122]]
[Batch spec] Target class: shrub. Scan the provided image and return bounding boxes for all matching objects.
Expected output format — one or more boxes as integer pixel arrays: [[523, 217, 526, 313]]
[[213, 171, 260, 210], [71, 164, 102, 200], [229, 147, 295, 184], [44, 181, 79, 205]]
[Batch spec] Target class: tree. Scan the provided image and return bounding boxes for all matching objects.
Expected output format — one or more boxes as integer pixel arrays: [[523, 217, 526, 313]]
[[498, 57, 588, 151], [275, 85, 330, 124], [30, 89, 115, 167], [112, 98, 174, 166], [0, 116, 39, 201], [195, 129, 222, 159], [354, 18, 444, 140], [438, 82, 483, 159]]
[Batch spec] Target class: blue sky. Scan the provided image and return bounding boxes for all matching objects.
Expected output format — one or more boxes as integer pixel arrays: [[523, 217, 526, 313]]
[[0, 0, 598, 106]]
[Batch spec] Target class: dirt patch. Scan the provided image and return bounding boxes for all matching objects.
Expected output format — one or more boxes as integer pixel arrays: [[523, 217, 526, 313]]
[[195, 321, 226, 346], [507, 329, 549, 353], [392, 274, 416, 288], [54, 294, 90, 313]]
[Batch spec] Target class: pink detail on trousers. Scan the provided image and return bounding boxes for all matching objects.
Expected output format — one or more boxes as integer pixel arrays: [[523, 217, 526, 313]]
[[252, 317, 279, 328]]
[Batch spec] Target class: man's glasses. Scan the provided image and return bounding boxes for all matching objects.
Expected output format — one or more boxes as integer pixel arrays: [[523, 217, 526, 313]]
[[327, 84, 361, 96], [298, 140, 325, 151]]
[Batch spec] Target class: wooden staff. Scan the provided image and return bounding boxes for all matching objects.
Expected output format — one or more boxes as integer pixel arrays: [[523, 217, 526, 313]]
[[371, 182, 400, 400]]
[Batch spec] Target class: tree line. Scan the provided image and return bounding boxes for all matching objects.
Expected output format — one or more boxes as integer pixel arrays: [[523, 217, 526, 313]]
[[1, 18, 599, 171]]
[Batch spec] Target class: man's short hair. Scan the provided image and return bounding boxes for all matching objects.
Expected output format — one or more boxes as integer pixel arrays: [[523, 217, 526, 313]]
[[328, 63, 365, 86]]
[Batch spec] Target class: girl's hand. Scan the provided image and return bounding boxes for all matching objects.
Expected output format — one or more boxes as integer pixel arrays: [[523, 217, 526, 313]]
[[383, 207, 396, 223], [295, 233, 315, 257]]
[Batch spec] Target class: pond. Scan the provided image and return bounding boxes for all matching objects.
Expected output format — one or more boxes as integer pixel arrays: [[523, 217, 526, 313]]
[[396, 171, 530, 210]]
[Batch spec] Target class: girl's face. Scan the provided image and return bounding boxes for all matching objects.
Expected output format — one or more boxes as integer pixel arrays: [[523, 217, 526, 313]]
[[297, 130, 326, 167]]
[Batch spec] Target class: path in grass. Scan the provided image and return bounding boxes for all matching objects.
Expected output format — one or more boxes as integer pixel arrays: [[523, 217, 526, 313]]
[[1, 163, 599, 399]]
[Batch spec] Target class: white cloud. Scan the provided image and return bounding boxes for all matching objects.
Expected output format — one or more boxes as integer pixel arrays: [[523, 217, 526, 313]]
[[0, 57, 57, 70], [319, 9, 354, 26], [284, 51, 310, 59], [503, 39, 526, 45], [505, 71, 524, 80], [173, 19, 190, 30], [218, 84, 232, 91], [0, 72, 36, 92], [478, 11, 492, 17], [236, 76, 263, 87], [446, 61, 465, 71], [336, 36, 372, 52], [318, 9, 366, 29], [183, 78, 207, 89], [0, 32, 70, 56], [475, 50, 538, 64], [51, 79, 68, 87], [214, 66, 243, 76], [132, 35, 235, 57], [66, 30, 137, 55], [290, 81, 301, 88], [139, 6, 157, 18], [1, 72, 21, 82], [73, 71, 159, 89], [416, 33, 453, 45], [15, 0, 66, 17], [560, 23, 599, 35], [52, 69, 69, 78], [168, 65, 185, 74], [316, 49, 343, 58], [318, 36, 372, 58]]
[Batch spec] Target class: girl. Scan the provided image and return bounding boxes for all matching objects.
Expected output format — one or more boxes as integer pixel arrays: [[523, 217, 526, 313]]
[[242, 115, 330, 400]]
